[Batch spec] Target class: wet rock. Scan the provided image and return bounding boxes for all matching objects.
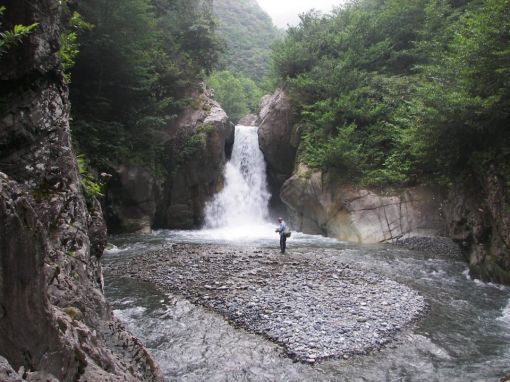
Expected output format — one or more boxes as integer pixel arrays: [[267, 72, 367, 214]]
[[105, 165, 159, 234], [443, 169, 510, 284], [238, 114, 258, 126], [395, 236, 463, 259], [0, 356, 22, 382], [154, 95, 235, 229], [108, 244, 428, 364]]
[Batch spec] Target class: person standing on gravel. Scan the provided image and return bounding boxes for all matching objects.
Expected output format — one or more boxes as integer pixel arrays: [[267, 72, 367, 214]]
[[275, 217, 287, 254]]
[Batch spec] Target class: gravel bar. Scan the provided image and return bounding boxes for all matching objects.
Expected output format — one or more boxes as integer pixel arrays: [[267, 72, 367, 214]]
[[107, 244, 428, 363]]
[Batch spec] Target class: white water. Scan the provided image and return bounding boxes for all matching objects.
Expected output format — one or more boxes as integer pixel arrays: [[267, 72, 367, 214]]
[[203, 125, 273, 238]]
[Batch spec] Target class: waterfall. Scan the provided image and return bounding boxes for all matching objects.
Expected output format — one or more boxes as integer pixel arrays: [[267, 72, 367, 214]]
[[204, 125, 271, 229]]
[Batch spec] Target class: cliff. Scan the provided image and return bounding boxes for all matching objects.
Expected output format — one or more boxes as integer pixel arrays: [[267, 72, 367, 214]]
[[281, 164, 444, 243], [105, 92, 234, 232], [0, 1, 162, 380], [444, 168, 510, 283], [259, 88, 510, 284]]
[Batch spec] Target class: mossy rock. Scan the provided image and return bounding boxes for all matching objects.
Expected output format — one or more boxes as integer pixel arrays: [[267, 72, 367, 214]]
[[63, 306, 82, 321], [471, 262, 510, 285]]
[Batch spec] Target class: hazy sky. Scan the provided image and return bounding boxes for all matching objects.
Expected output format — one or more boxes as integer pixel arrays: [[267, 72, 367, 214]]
[[257, 0, 347, 28]]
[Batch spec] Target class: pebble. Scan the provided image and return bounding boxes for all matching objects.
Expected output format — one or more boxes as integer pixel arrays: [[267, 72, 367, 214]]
[[108, 244, 428, 363]]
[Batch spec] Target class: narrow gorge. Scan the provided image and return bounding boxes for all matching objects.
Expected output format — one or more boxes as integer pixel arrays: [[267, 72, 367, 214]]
[[1, 0, 509, 381]]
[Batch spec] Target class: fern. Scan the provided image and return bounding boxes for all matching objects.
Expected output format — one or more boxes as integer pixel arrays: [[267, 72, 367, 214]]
[[0, 7, 38, 57]]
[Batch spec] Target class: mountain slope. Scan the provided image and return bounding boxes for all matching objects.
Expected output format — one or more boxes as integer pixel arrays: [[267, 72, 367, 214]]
[[213, 0, 281, 83]]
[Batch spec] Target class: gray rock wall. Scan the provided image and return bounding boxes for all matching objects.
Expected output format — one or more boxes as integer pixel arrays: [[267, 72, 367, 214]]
[[444, 168, 510, 283], [103, 93, 234, 232], [105, 165, 159, 234], [155, 95, 235, 229], [0, 1, 163, 379], [257, 88, 298, 198], [281, 165, 444, 243]]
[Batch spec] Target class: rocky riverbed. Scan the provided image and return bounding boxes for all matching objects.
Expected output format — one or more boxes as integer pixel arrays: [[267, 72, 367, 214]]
[[106, 244, 428, 363]]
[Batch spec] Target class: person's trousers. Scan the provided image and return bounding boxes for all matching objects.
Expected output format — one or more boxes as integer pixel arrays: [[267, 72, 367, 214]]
[[280, 235, 287, 253]]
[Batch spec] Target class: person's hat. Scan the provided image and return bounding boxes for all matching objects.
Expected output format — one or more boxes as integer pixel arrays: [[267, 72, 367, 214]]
[[278, 217, 283, 221]]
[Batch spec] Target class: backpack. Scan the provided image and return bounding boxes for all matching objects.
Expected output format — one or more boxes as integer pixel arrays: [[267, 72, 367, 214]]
[[284, 226, 291, 238]]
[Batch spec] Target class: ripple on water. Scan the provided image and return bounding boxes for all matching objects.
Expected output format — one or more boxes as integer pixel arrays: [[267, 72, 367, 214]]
[[103, 232, 510, 381]]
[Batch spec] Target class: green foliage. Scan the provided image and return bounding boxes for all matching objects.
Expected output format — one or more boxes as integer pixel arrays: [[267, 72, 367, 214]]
[[0, 6, 38, 57], [207, 70, 263, 122], [63, 307, 81, 320], [177, 131, 207, 166], [76, 155, 103, 199], [271, 0, 510, 188], [70, 0, 222, 174], [213, 0, 282, 83], [59, 12, 93, 83]]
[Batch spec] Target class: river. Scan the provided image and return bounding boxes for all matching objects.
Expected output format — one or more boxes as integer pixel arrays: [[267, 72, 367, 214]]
[[102, 125, 510, 381]]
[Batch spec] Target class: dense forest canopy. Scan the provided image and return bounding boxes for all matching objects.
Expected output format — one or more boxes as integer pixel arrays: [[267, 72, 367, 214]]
[[270, 0, 510, 188], [68, 0, 222, 173], [54, 0, 510, 191]]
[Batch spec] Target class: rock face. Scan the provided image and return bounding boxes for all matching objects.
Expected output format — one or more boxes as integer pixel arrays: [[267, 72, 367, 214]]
[[238, 114, 258, 126], [281, 165, 445, 243], [105, 165, 159, 234], [257, 88, 298, 198], [444, 168, 510, 283], [103, 93, 234, 232], [155, 95, 235, 229], [0, 1, 163, 380]]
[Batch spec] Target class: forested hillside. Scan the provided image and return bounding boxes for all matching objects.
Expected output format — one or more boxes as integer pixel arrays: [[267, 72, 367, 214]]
[[208, 0, 281, 123], [271, 0, 510, 188], [213, 0, 280, 83], [69, 0, 222, 173]]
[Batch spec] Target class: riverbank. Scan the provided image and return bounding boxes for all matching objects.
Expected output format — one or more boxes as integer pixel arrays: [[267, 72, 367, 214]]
[[107, 244, 427, 363]]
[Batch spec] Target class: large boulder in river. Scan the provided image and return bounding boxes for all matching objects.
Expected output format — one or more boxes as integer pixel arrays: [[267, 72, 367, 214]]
[[155, 94, 235, 229], [281, 165, 444, 243], [257, 88, 299, 197], [0, 1, 163, 379]]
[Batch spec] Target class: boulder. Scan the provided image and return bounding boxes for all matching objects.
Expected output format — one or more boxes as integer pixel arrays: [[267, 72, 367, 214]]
[[155, 95, 235, 229], [238, 114, 258, 126], [0, 1, 163, 379], [257, 88, 298, 197], [105, 165, 159, 234], [281, 165, 444, 243]]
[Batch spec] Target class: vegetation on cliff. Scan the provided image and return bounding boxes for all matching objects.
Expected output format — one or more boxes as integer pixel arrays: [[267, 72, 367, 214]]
[[68, 0, 223, 172], [271, 0, 510, 188], [207, 0, 281, 122], [0, 6, 38, 57], [207, 70, 263, 122]]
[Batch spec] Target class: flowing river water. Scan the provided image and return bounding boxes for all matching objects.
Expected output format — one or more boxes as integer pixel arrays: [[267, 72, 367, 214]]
[[103, 126, 510, 381]]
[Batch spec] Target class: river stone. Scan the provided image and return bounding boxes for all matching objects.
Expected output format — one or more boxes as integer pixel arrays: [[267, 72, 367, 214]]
[[107, 244, 428, 363]]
